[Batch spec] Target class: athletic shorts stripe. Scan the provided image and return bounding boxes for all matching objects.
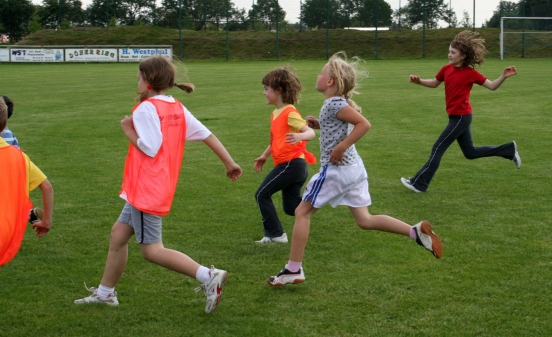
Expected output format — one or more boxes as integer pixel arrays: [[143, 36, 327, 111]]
[[304, 165, 328, 204]]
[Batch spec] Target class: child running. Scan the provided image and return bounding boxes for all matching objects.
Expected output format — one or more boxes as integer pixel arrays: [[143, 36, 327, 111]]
[[254, 66, 316, 244], [0, 96, 54, 266], [401, 30, 520, 193], [267, 52, 442, 287], [74, 56, 242, 314]]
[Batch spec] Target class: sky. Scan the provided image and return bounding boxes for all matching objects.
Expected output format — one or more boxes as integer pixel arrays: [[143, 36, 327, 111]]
[[32, 0, 503, 28]]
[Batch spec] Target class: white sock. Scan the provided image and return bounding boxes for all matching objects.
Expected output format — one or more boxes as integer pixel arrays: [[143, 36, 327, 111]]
[[97, 284, 115, 298], [196, 266, 211, 284]]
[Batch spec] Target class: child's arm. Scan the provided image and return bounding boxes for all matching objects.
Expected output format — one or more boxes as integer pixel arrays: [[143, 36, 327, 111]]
[[410, 75, 442, 88], [285, 125, 315, 144], [254, 145, 271, 173], [332, 107, 371, 165], [121, 115, 139, 148], [202, 134, 242, 181], [32, 179, 53, 238], [482, 66, 517, 91]]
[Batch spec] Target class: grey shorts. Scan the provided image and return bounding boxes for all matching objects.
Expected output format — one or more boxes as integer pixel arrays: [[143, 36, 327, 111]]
[[117, 202, 162, 244]]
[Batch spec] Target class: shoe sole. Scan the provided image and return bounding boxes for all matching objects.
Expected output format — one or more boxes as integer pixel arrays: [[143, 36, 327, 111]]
[[266, 277, 305, 287], [205, 271, 228, 314], [420, 220, 442, 259], [512, 141, 521, 169]]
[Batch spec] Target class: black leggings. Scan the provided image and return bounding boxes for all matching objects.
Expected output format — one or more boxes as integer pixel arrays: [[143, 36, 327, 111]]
[[255, 158, 309, 238], [410, 114, 515, 192]]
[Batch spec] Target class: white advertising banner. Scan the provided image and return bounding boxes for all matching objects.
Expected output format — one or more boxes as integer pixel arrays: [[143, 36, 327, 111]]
[[65, 48, 118, 62], [0, 48, 9, 62], [10, 48, 64, 62], [118, 47, 172, 62]]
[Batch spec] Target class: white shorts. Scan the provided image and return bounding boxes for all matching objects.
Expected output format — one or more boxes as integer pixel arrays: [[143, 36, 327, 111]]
[[302, 162, 371, 209]]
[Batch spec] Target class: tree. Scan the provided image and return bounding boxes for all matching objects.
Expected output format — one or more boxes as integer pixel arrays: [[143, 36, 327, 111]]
[[459, 10, 470, 28], [0, 0, 34, 42], [354, 0, 392, 27], [300, 0, 340, 29], [36, 0, 85, 29], [404, 0, 448, 29], [120, 0, 156, 26], [85, 0, 126, 27], [249, 0, 286, 31], [441, 7, 457, 28], [485, 1, 518, 28]]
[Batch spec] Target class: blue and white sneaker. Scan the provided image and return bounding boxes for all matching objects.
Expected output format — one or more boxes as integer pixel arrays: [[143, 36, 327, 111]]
[[512, 141, 521, 169], [401, 177, 422, 193], [267, 268, 305, 286], [413, 221, 442, 259]]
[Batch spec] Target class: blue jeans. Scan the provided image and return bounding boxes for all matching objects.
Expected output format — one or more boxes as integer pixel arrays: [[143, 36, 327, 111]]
[[255, 158, 308, 238], [409, 114, 515, 192]]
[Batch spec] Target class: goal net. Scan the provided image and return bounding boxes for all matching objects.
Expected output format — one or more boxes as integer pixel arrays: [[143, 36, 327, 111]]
[[500, 17, 552, 59]]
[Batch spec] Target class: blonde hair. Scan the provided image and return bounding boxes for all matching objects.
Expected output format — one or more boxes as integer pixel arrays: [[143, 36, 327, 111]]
[[451, 30, 488, 68], [137, 55, 195, 102], [262, 65, 303, 105], [327, 51, 367, 113], [0, 97, 6, 132]]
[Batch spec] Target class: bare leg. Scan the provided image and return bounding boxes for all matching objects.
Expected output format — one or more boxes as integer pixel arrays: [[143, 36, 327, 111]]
[[100, 222, 134, 288], [349, 207, 411, 236], [289, 200, 319, 262], [139, 242, 200, 278]]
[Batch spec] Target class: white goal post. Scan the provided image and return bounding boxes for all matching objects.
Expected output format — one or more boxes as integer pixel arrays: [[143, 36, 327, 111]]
[[500, 17, 552, 60]]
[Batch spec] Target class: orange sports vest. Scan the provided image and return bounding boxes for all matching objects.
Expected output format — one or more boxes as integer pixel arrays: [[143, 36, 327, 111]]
[[121, 98, 186, 216], [0, 146, 33, 266], [270, 107, 316, 166]]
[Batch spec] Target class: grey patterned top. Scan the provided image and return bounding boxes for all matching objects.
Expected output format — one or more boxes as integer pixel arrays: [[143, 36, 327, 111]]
[[318, 97, 360, 166]]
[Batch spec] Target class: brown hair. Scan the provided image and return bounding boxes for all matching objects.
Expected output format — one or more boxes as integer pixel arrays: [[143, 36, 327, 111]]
[[137, 55, 195, 102], [327, 51, 367, 113], [0, 97, 7, 132], [450, 30, 488, 68], [262, 65, 303, 105]]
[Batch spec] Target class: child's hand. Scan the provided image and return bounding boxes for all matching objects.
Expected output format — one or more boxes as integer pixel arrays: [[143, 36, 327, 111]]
[[503, 66, 517, 78], [306, 116, 320, 129], [226, 163, 242, 181], [32, 221, 51, 238], [254, 156, 267, 173], [121, 115, 134, 132], [409, 75, 421, 84], [285, 132, 303, 145], [329, 145, 346, 166]]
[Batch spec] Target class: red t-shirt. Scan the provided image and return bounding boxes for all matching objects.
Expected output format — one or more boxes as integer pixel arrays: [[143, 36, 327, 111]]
[[436, 64, 487, 115]]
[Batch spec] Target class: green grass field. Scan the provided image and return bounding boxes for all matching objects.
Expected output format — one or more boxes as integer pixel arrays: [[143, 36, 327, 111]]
[[0, 58, 551, 336]]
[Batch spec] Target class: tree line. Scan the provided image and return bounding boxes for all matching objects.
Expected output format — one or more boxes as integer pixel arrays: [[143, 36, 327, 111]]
[[0, 0, 549, 43]]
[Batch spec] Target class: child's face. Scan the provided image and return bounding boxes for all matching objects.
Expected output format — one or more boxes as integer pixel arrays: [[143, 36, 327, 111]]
[[316, 63, 332, 93], [263, 85, 280, 105], [448, 45, 465, 67], [138, 70, 149, 92]]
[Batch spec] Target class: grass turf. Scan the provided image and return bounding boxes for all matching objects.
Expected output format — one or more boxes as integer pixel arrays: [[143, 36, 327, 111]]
[[0, 58, 550, 336]]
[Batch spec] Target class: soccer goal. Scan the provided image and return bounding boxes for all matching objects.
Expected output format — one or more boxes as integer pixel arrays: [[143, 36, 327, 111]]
[[500, 17, 552, 59]]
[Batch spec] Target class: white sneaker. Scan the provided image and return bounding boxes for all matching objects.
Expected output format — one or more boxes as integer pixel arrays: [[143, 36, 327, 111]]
[[267, 268, 305, 286], [401, 177, 422, 193], [194, 266, 228, 314], [255, 233, 288, 243], [74, 283, 119, 306], [512, 141, 521, 169], [413, 221, 442, 259]]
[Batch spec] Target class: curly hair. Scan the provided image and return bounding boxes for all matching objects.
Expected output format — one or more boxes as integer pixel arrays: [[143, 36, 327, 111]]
[[327, 51, 368, 113], [262, 65, 303, 105], [0, 97, 7, 132], [137, 55, 195, 102], [450, 30, 488, 68]]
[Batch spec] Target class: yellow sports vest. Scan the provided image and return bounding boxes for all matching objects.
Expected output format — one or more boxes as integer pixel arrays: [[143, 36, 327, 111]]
[[270, 107, 316, 166], [0, 145, 33, 266], [121, 98, 186, 216]]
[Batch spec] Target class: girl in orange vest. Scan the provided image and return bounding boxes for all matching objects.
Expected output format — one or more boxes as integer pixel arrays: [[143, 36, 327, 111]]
[[0, 96, 54, 266], [75, 56, 242, 314], [254, 66, 316, 244]]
